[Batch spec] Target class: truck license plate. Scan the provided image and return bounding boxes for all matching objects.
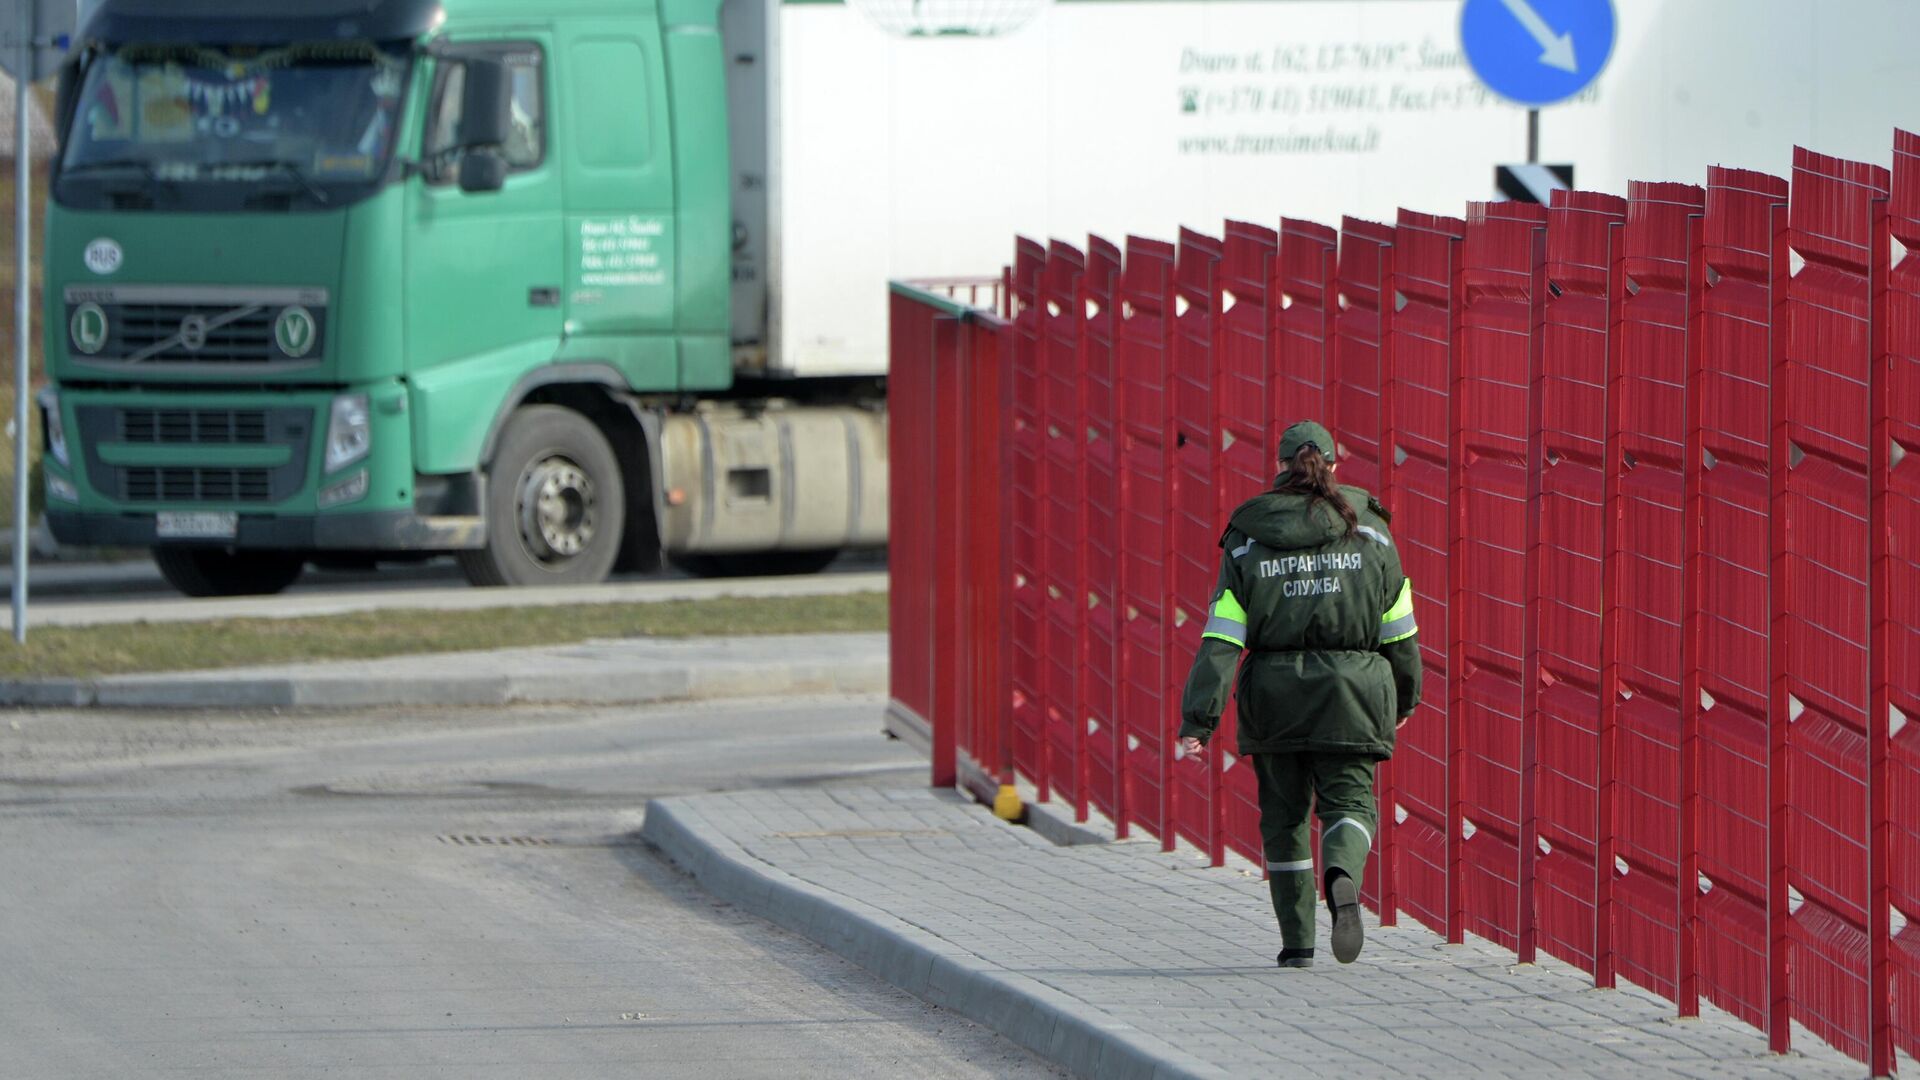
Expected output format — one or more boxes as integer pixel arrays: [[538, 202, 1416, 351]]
[[156, 511, 238, 540]]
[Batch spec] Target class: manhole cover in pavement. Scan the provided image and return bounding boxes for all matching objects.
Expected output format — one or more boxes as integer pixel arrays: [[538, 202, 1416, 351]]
[[767, 828, 948, 840], [438, 835, 556, 846]]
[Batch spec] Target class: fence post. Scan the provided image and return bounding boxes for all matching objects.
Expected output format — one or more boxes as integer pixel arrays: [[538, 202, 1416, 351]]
[[1208, 249, 1229, 869], [1867, 191, 1894, 1080], [1678, 211, 1708, 1018], [1595, 219, 1626, 990], [1374, 233, 1401, 928], [1445, 229, 1468, 946], [1519, 221, 1548, 965], [1764, 198, 1792, 1056], [1160, 242, 1176, 847], [929, 313, 958, 788]]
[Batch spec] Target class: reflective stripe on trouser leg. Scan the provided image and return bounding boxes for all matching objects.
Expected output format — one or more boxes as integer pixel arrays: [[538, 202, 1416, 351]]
[[1321, 816, 1374, 892], [1253, 752, 1318, 950], [1311, 754, 1380, 898]]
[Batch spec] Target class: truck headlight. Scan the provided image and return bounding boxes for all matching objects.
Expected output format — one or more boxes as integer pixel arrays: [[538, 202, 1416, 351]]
[[37, 388, 68, 467], [325, 393, 371, 473], [46, 472, 78, 504], [318, 470, 369, 509]]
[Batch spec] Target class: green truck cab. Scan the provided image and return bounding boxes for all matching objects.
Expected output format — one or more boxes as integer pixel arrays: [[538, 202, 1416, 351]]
[[39, 0, 885, 594]]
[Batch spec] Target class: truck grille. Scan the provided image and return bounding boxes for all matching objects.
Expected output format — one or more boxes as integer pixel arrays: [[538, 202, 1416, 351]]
[[123, 467, 275, 503], [114, 304, 279, 364], [119, 408, 270, 445], [64, 285, 328, 367], [75, 404, 314, 506]]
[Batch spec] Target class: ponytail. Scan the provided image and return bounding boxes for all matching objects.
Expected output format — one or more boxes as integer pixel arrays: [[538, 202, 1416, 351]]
[[1276, 445, 1357, 535]]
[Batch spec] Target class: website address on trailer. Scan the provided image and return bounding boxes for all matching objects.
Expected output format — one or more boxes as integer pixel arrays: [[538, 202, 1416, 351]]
[[1179, 126, 1383, 156]]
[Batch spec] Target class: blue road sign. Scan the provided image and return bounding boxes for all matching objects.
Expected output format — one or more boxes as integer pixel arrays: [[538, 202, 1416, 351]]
[[1461, 0, 1616, 108]]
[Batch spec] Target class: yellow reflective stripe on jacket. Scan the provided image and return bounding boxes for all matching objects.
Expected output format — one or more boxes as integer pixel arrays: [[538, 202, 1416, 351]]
[[1381, 578, 1417, 644], [1202, 589, 1247, 647]]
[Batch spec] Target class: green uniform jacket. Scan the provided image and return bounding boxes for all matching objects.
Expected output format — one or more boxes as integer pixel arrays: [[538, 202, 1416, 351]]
[[1178, 484, 1422, 759]]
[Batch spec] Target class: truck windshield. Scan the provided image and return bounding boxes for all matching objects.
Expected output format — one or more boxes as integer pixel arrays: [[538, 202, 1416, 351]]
[[56, 41, 411, 211]]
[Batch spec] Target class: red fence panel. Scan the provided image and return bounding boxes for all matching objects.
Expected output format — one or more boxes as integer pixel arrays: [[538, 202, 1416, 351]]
[[1333, 218, 1395, 498], [887, 291, 939, 766], [1114, 236, 1177, 842], [1533, 189, 1625, 975], [1692, 166, 1788, 1029], [1040, 243, 1089, 812], [1886, 127, 1920, 1071], [1081, 238, 1125, 827], [1454, 201, 1547, 953], [1332, 216, 1397, 918], [1385, 209, 1464, 938], [1602, 181, 1702, 998], [1008, 240, 1049, 797], [903, 131, 1920, 1071], [1275, 219, 1338, 432], [1775, 147, 1887, 1061], [1167, 229, 1223, 857], [960, 309, 1011, 805], [1215, 222, 1279, 867], [889, 284, 1010, 807]]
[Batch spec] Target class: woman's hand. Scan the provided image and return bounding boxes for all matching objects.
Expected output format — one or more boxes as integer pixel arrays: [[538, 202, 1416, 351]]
[[1178, 736, 1206, 759]]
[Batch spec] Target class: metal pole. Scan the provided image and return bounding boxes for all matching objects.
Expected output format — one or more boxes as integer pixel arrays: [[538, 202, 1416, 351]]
[[13, 8, 34, 644], [1526, 108, 1540, 165]]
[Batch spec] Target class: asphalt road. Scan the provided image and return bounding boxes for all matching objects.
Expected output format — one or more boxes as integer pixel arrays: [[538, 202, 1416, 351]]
[[0, 697, 1062, 1079]]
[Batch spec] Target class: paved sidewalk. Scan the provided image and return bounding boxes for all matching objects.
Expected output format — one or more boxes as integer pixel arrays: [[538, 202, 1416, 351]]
[[1, 632, 886, 709], [644, 787, 1859, 1080]]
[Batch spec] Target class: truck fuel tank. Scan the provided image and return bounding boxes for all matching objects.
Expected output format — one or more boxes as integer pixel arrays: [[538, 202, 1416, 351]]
[[655, 403, 886, 555]]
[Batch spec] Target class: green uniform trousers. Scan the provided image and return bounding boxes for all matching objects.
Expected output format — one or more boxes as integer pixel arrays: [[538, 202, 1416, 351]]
[[1252, 752, 1378, 950]]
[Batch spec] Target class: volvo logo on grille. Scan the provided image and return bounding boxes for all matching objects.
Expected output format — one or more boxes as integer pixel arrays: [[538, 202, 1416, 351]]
[[179, 314, 210, 352]]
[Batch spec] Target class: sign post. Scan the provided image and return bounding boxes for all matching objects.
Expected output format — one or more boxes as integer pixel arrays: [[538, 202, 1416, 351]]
[[1, 0, 74, 643], [1461, 0, 1615, 198]]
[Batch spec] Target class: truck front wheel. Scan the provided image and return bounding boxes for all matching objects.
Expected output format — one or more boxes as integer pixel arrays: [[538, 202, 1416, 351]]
[[151, 548, 305, 597], [458, 405, 626, 588]]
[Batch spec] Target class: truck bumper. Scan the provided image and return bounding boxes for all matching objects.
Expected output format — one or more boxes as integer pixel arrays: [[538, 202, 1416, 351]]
[[46, 509, 486, 552]]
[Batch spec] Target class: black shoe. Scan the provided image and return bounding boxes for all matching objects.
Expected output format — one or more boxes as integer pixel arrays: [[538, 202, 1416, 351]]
[[1328, 873, 1364, 964], [1277, 948, 1315, 969]]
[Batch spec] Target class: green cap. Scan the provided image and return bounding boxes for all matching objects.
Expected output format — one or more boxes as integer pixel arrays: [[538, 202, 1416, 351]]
[[1277, 420, 1337, 465]]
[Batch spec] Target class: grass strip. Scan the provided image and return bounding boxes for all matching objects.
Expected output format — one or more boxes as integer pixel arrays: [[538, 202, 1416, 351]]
[[0, 591, 888, 680]]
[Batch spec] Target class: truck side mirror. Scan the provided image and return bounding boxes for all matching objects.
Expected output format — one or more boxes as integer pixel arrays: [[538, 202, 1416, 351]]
[[53, 52, 84, 160], [456, 55, 513, 144], [458, 150, 510, 194], [453, 55, 513, 193]]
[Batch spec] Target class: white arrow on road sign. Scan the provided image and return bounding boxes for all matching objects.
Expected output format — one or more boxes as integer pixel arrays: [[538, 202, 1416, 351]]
[[1498, 0, 1578, 72]]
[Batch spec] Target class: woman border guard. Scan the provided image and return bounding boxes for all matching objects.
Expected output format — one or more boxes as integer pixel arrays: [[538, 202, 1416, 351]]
[[1176, 420, 1422, 968]]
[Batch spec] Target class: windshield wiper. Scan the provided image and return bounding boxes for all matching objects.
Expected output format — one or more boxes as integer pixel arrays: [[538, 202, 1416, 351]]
[[60, 158, 166, 185], [228, 159, 331, 206]]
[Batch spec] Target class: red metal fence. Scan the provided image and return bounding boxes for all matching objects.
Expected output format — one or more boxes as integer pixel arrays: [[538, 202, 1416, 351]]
[[888, 134, 1920, 1072]]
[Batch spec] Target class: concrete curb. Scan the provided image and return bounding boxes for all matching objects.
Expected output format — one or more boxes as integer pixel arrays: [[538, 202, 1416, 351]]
[[641, 797, 1227, 1080], [1021, 798, 1113, 848], [0, 657, 887, 710]]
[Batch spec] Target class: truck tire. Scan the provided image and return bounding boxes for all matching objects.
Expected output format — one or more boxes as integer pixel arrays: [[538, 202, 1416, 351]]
[[458, 405, 626, 588], [151, 548, 305, 597], [669, 549, 840, 578]]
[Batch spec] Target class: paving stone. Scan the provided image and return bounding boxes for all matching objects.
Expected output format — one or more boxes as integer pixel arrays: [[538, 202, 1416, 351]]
[[645, 785, 1864, 1079]]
